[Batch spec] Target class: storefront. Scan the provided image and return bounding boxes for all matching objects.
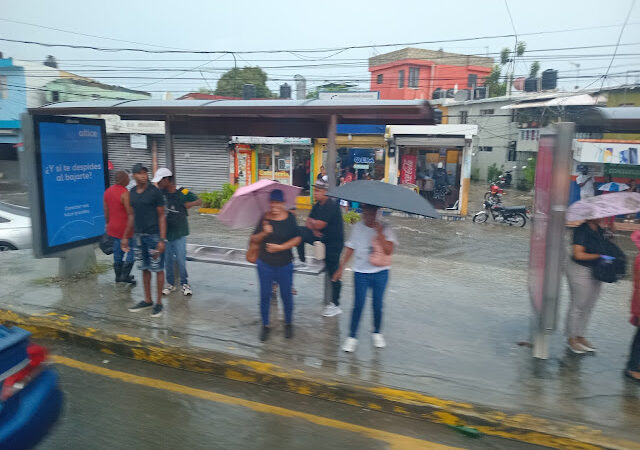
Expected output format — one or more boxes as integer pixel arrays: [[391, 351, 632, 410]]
[[385, 125, 477, 216], [230, 136, 313, 207]]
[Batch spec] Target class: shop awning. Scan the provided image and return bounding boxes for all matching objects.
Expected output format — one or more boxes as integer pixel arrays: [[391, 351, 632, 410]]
[[386, 124, 477, 146], [500, 94, 606, 110], [576, 107, 640, 133]]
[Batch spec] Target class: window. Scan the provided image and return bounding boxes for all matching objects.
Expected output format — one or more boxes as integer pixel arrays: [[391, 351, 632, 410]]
[[0, 75, 7, 99], [508, 141, 517, 161], [377, 74, 383, 84], [52, 91, 60, 102], [467, 74, 478, 88], [480, 109, 494, 116], [398, 70, 405, 88], [479, 146, 493, 152], [408, 67, 420, 88], [459, 111, 468, 124]]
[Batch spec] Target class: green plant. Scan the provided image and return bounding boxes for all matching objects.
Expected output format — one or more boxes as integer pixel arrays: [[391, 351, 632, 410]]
[[470, 167, 481, 182], [518, 157, 537, 191], [343, 210, 361, 224], [487, 163, 503, 182], [199, 191, 222, 209]]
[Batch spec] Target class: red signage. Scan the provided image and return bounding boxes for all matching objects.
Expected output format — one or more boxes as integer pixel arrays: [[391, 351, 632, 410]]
[[400, 155, 417, 184]]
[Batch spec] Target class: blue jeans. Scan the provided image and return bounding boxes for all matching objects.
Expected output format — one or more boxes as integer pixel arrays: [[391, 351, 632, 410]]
[[257, 259, 294, 326], [165, 236, 188, 286], [349, 270, 389, 338], [112, 237, 134, 264], [134, 234, 165, 273]]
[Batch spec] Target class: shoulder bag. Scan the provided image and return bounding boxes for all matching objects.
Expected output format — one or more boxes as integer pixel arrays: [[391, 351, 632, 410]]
[[369, 225, 392, 267], [247, 214, 270, 263], [592, 235, 626, 283]]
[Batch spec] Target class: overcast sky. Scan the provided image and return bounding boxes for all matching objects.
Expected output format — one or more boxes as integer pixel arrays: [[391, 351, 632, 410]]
[[1, 0, 639, 97]]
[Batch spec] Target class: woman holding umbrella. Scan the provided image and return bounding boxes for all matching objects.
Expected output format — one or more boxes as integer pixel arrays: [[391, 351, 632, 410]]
[[333, 204, 398, 353], [250, 189, 301, 342]]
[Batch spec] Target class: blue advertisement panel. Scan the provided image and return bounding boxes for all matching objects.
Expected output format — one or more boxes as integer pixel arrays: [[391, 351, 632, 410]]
[[35, 117, 108, 254]]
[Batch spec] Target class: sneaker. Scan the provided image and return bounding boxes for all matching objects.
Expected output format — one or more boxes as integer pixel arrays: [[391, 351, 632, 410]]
[[372, 333, 386, 348], [182, 284, 193, 296], [567, 341, 586, 355], [128, 300, 153, 313], [342, 337, 358, 353], [162, 285, 177, 295], [577, 338, 596, 352], [322, 303, 343, 317], [285, 324, 293, 339], [151, 303, 163, 318]]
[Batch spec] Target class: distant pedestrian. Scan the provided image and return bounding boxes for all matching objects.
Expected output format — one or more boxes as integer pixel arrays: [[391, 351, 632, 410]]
[[334, 204, 397, 353], [250, 189, 301, 342], [297, 179, 344, 317], [317, 165, 327, 182], [576, 165, 595, 200], [565, 219, 607, 354], [103, 171, 136, 285], [122, 163, 167, 318], [625, 231, 640, 383], [153, 168, 202, 297]]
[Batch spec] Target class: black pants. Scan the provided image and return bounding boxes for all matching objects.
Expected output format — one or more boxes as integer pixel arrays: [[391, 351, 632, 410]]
[[296, 227, 342, 306], [627, 327, 640, 372]]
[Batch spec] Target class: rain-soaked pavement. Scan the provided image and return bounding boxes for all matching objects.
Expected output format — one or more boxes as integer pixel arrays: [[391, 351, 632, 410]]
[[1, 183, 639, 445], [38, 342, 543, 450]]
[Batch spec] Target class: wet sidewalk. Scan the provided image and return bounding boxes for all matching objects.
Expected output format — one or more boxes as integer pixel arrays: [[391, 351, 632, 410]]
[[0, 244, 639, 447]]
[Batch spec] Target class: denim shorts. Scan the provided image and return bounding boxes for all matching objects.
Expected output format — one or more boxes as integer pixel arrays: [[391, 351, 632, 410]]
[[134, 234, 165, 272]]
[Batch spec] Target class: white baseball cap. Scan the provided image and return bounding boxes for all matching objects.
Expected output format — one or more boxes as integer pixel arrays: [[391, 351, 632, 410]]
[[151, 167, 172, 183]]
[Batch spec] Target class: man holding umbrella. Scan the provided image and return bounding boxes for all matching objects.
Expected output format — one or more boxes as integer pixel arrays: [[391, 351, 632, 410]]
[[298, 179, 344, 317]]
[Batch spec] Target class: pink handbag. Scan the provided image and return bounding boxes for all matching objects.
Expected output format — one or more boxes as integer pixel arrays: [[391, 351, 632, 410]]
[[369, 233, 392, 267]]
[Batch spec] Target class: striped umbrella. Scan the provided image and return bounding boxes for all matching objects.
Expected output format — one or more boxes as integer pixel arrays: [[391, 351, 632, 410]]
[[598, 182, 629, 192]]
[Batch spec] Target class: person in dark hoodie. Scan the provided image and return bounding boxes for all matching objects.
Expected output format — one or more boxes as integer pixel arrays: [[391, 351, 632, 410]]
[[625, 231, 640, 383]]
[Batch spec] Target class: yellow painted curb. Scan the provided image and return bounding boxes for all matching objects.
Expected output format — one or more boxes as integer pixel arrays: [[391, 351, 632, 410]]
[[1, 309, 638, 450], [198, 207, 220, 214]]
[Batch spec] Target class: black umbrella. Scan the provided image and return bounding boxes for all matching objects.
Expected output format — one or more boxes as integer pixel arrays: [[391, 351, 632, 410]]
[[327, 180, 439, 218]]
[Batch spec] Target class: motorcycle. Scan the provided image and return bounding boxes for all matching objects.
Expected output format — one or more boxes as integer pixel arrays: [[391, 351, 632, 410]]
[[483, 182, 505, 201], [473, 200, 527, 227], [501, 170, 513, 187]]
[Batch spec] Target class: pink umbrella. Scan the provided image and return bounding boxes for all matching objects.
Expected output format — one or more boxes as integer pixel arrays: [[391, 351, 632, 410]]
[[218, 179, 301, 228], [567, 192, 640, 222]]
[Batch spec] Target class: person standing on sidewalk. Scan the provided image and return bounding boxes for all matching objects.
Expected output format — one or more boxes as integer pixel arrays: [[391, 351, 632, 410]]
[[251, 189, 301, 342], [297, 180, 344, 317], [122, 163, 167, 318], [565, 219, 607, 354], [625, 231, 640, 383], [333, 204, 397, 353], [153, 168, 202, 297], [103, 171, 136, 286]]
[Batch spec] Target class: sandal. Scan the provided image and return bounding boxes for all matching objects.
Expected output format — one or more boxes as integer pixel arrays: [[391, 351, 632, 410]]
[[624, 370, 640, 383]]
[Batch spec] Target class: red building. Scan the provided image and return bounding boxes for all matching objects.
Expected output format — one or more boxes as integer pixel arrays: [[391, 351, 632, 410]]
[[368, 48, 494, 100]]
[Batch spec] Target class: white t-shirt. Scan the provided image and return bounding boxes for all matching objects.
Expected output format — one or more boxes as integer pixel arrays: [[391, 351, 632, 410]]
[[576, 174, 594, 199], [345, 221, 398, 273]]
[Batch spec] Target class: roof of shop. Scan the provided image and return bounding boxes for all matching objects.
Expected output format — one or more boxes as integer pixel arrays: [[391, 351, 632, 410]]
[[29, 99, 436, 138], [576, 107, 640, 133]]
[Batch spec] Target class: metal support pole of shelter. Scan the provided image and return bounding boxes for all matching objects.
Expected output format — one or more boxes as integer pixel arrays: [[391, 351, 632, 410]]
[[165, 115, 176, 176], [532, 122, 574, 359], [324, 114, 338, 306]]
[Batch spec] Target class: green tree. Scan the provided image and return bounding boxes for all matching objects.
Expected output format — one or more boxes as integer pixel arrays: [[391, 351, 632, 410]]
[[306, 82, 358, 99], [516, 41, 526, 57], [214, 67, 273, 98], [500, 48, 511, 65], [529, 61, 541, 78], [484, 65, 507, 98]]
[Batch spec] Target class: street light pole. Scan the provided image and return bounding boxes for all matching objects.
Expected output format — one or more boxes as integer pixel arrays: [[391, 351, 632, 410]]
[[569, 62, 580, 90]]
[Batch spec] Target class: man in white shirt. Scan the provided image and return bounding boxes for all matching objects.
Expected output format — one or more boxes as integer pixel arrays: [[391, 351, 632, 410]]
[[576, 165, 594, 200]]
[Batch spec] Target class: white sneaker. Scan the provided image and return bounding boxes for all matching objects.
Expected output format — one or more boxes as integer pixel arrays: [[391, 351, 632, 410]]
[[162, 285, 176, 295], [322, 303, 342, 317], [342, 337, 358, 353], [182, 284, 193, 296], [372, 333, 386, 348]]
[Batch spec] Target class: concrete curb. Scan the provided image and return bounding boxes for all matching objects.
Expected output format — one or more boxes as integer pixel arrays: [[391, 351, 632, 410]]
[[1, 308, 637, 450]]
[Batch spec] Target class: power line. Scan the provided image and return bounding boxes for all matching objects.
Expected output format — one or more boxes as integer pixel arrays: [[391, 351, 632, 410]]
[[600, 0, 638, 90]]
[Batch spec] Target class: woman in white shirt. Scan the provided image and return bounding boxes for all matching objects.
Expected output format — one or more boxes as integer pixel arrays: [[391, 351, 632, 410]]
[[333, 204, 397, 353]]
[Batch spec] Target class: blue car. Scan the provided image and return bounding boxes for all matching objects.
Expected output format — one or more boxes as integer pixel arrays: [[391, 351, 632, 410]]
[[0, 326, 63, 449]]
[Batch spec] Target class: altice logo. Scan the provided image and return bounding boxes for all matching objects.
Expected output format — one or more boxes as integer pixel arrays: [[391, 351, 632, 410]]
[[78, 129, 98, 137]]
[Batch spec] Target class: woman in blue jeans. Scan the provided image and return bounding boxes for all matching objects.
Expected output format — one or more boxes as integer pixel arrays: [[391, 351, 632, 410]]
[[333, 204, 397, 353], [251, 189, 301, 342]]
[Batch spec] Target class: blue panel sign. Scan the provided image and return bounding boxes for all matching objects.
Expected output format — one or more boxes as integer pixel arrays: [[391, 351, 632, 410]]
[[34, 116, 108, 255]]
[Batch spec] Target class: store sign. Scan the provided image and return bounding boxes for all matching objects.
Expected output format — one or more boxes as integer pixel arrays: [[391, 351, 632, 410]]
[[400, 154, 417, 184], [353, 164, 369, 169], [353, 156, 375, 164], [130, 134, 147, 149], [605, 163, 640, 179], [574, 140, 640, 165], [231, 136, 311, 145], [33, 116, 108, 255]]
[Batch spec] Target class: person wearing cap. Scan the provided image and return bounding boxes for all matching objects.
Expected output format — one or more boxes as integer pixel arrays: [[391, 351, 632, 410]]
[[103, 170, 136, 286], [122, 163, 167, 318], [250, 189, 301, 342], [298, 179, 344, 317], [153, 168, 202, 296]]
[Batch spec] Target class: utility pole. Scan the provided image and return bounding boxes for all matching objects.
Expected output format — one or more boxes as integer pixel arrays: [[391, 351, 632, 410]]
[[569, 62, 580, 90]]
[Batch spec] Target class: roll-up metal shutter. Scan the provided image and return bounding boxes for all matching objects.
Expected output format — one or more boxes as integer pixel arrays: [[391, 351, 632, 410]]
[[107, 134, 166, 184], [172, 135, 229, 193], [395, 136, 466, 147]]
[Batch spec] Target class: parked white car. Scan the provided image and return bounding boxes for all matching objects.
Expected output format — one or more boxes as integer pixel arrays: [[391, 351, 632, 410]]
[[0, 202, 32, 251]]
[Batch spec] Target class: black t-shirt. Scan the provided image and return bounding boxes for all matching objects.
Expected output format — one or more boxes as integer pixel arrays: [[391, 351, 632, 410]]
[[129, 184, 165, 235], [310, 198, 344, 248], [253, 212, 300, 267], [572, 223, 605, 267]]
